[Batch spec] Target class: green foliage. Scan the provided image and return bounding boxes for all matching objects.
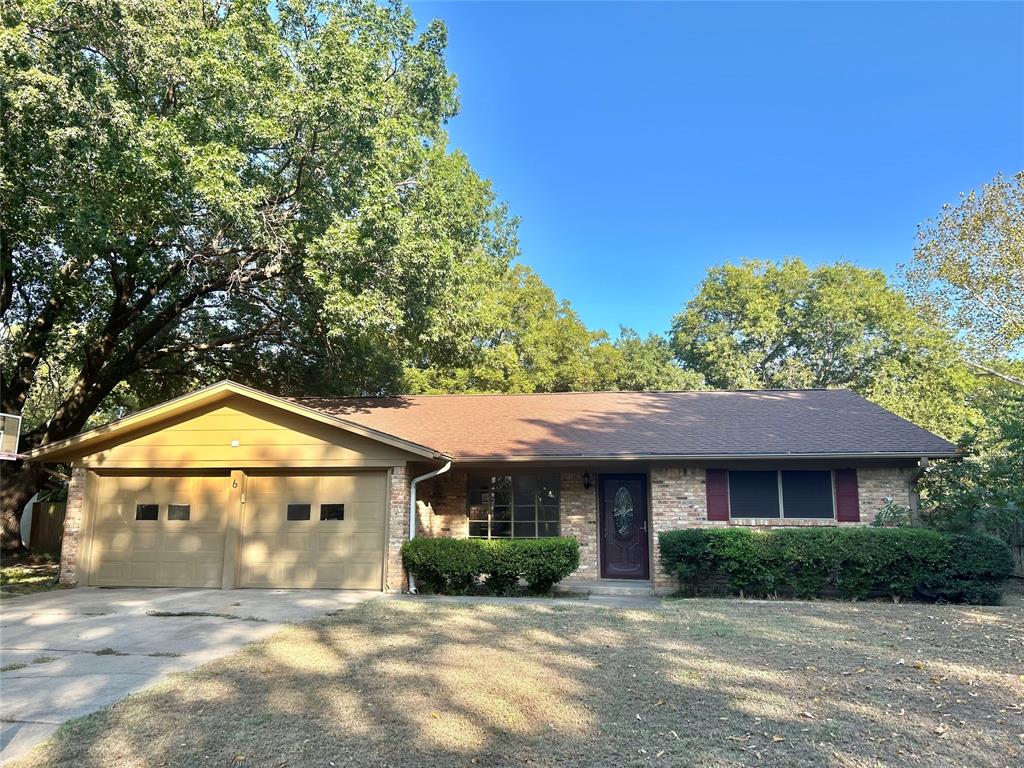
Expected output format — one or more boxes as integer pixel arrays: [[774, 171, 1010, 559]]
[[906, 171, 1024, 365], [658, 527, 1009, 604], [669, 258, 980, 440], [404, 266, 701, 394], [870, 498, 913, 528], [917, 534, 1015, 605], [920, 393, 1024, 543], [401, 537, 579, 595]]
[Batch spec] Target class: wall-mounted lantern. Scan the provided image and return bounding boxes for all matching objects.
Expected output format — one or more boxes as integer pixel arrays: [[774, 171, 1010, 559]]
[[582, 471, 592, 490]]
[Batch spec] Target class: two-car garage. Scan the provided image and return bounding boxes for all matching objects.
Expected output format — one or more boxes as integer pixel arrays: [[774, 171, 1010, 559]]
[[86, 470, 388, 589], [30, 383, 444, 591]]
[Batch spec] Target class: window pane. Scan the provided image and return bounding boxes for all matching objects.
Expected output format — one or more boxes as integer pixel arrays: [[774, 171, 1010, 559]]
[[538, 521, 560, 537], [287, 503, 311, 521], [538, 505, 560, 523], [728, 471, 780, 518], [513, 505, 537, 522], [513, 521, 537, 538], [491, 505, 511, 522], [781, 471, 834, 519], [469, 521, 489, 537], [135, 504, 158, 521], [535, 473, 560, 504], [167, 504, 190, 521], [491, 476, 512, 506], [513, 475, 536, 503], [320, 503, 344, 521], [468, 507, 489, 521], [490, 520, 511, 538]]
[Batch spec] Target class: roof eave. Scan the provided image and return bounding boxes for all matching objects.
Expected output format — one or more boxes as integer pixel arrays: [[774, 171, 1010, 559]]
[[448, 450, 961, 463]]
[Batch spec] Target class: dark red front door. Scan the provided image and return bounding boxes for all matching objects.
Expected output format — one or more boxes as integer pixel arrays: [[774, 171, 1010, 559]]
[[599, 474, 650, 579]]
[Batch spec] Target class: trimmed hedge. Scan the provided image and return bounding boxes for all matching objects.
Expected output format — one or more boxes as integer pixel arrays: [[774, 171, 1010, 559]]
[[658, 528, 1013, 604], [401, 537, 580, 595]]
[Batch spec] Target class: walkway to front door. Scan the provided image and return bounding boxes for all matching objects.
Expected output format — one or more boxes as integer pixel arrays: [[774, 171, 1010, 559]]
[[598, 473, 650, 579]]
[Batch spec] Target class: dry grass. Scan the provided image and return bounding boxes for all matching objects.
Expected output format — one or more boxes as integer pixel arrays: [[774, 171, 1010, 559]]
[[10, 597, 1024, 768], [0, 561, 61, 599]]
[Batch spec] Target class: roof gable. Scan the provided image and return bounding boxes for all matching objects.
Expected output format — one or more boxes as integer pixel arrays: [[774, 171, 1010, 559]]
[[25, 381, 445, 463]]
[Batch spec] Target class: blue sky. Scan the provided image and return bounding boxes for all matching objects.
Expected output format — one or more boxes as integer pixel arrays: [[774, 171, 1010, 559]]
[[412, 1, 1024, 337]]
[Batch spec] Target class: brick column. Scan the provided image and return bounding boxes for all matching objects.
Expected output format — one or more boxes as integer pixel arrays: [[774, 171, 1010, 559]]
[[649, 466, 716, 592], [59, 466, 89, 586], [560, 471, 598, 580], [385, 466, 410, 591]]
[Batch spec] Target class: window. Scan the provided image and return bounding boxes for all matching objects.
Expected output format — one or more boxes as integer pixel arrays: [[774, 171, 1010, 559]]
[[320, 503, 344, 521], [780, 471, 834, 519], [286, 503, 311, 521], [135, 503, 158, 521], [167, 504, 191, 521], [468, 473, 560, 538], [728, 470, 835, 520], [728, 471, 780, 518]]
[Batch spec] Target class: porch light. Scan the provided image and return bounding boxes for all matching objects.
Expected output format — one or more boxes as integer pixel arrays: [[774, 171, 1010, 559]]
[[582, 472, 592, 490]]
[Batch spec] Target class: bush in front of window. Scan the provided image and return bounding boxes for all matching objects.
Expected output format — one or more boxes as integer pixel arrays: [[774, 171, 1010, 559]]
[[401, 537, 580, 595], [657, 528, 1013, 604]]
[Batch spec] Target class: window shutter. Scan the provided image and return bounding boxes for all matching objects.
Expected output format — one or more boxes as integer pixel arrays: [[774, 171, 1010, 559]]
[[834, 469, 860, 522], [705, 469, 730, 521]]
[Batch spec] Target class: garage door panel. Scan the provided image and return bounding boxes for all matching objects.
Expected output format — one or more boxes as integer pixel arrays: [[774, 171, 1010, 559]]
[[240, 472, 386, 589], [89, 474, 229, 587]]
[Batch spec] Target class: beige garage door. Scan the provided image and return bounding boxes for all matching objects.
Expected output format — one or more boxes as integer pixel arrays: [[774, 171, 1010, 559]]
[[239, 472, 387, 589], [89, 474, 229, 587]]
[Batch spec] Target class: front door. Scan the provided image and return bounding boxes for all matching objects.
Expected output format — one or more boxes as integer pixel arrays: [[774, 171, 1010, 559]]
[[599, 474, 650, 579]]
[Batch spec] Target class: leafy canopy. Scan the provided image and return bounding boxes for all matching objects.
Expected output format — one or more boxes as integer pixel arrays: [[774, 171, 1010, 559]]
[[905, 172, 1024, 368], [670, 258, 979, 439]]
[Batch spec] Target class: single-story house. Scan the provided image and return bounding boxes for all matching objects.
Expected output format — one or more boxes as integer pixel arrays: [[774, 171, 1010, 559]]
[[26, 381, 958, 593]]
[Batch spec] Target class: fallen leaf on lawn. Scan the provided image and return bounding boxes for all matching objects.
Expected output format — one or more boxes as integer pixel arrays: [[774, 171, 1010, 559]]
[[772, 736, 785, 743], [801, 712, 815, 719]]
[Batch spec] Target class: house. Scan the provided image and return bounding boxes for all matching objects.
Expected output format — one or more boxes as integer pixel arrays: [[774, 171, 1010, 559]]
[[25, 381, 958, 593]]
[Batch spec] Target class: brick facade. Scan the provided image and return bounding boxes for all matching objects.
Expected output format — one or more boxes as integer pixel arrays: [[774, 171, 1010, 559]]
[[407, 465, 917, 592], [385, 465, 410, 591], [58, 466, 89, 585], [560, 472, 599, 580]]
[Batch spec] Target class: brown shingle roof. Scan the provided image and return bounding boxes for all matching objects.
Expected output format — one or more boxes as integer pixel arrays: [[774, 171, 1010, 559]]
[[294, 389, 958, 460]]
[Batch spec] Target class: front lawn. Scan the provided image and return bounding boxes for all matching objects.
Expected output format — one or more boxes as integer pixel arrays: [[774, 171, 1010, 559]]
[[11, 597, 1023, 768]]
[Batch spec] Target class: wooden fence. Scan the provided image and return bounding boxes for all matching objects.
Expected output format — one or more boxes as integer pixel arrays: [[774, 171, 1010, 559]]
[[29, 501, 66, 557]]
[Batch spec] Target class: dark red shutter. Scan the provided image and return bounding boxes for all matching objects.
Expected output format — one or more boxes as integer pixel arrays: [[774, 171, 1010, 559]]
[[834, 469, 860, 522], [705, 469, 730, 521]]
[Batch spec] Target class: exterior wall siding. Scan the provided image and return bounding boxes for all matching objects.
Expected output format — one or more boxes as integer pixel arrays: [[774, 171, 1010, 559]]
[[58, 466, 89, 585], [412, 466, 917, 592]]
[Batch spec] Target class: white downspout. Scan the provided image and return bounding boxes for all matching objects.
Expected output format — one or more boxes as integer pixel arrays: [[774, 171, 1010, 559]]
[[407, 460, 452, 594]]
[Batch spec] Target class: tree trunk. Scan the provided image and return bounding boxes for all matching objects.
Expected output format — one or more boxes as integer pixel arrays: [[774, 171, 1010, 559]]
[[0, 461, 47, 555]]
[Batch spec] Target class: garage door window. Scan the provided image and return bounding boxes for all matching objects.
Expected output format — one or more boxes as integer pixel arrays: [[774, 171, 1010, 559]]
[[286, 503, 311, 521], [135, 503, 159, 521], [320, 503, 344, 521], [167, 504, 190, 521]]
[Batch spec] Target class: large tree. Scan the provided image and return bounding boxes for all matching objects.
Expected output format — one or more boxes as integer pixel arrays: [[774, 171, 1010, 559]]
[[404, 265, 701, 394], [0, 0, 512, 551], [904, 171, 1024, 386], [670, 258, 980, 440]]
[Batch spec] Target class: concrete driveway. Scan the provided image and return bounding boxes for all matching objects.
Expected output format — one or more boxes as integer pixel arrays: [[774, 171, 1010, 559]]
[[0, 587, 379, 764]]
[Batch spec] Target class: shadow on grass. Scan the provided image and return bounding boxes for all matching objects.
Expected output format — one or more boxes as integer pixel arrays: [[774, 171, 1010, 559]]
[[14, 598, 1024, 768]]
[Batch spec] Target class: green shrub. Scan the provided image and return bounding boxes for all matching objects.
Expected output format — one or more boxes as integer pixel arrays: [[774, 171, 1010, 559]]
[[918, 534, 1014, 604], [516, 538, 581, 593], [401, 538, 486, 594], [658, 526, 1009, 604], [401, 537, 580, 595]]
